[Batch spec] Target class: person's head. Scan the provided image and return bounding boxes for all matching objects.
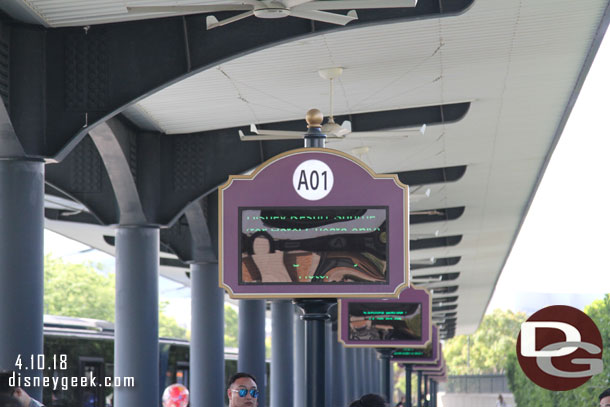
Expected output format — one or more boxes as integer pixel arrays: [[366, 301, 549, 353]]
[[599, 389, 610, 407], [498, 394, 504, 401], [0, 371, 33, 407], [349, 394, 387, 407], [0, 394, 20, 407], [227, 372, 258, 407]]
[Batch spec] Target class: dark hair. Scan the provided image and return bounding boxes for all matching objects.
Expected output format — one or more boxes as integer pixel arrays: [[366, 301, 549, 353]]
[[0, 371, 15, 395], [349, 394, 387, 407], [227, 372, 258, 389], [600, 388, 610, 401], [0, 394, 20, 407]]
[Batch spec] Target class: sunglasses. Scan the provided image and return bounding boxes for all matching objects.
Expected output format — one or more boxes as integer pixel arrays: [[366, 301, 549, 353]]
[[231, 388, 259, 399]]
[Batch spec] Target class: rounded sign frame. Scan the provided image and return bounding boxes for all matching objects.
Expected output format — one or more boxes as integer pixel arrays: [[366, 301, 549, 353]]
[[218, 148, 410, 299]]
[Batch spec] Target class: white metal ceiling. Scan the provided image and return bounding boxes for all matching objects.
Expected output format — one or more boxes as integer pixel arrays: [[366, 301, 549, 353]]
[[3, 0, 608, 334]]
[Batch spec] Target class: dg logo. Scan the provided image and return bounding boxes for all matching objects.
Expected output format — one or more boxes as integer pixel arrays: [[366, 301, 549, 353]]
[[516, 305, 603, 391]]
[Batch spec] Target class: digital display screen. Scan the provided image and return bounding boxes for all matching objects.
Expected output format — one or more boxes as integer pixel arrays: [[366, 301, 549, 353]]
[[347, 302, 422, 341], [239, 207, 388, 284], [392, 343, 433, 359]]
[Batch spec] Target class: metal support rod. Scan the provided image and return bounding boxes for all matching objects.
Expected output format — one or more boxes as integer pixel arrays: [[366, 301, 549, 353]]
[[190, 263, 224, 407], [325, 320, 332, 407], [115, 226, 159, 407], [293, 299, 334, 407], [0, 159, 44, 401], [331, 328, 346, 407], [404, 365, 413, 407], [417, 371, 422, 407], [423, 375, 429, 407], [377, 349, 393, 404], [238, 299, 267, 407], [271, 300, 294, 407], [344, 348, 356, 402], [294, 308, 305, 407], [430, 380, 436, 407]]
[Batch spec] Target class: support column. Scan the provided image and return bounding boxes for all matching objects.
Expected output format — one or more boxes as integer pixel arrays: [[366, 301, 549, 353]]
[[238, 299, 267, 406], [331, 329, 346, 407], [190, 263, 224, 407], [353, 348, 363, 397], [423, 376, 429, 407], [377, 349, 392, 404], [430, 380, 436, 407], [404, 365, 413, 407], [344, 348, 356, 403], [271, 300, 294, 407], [372, 350, 380, 394], [364, 349, 372, 394], [0, 160, 44, 401], [115, 226, 159, 407], [325, 320, 332, 407], [293, 299, 334, 407], [294, 308, 305, 407], [417, 371, 422, 407]]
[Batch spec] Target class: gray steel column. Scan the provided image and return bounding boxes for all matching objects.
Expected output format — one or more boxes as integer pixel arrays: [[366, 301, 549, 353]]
[[344, 348, 356, 403], [325, 320, 332, 407], [365, 349, 374, 394], [423, 375, 429, 407], [293, 299, 334, 407], [377, 350, 392, 404], [373, 352, 381, 394], [115, 226, 159, 407], [239, 299, 267, 406], [271, 300, 293, 407], [359, 348, 367, 394], [190, 263, 224, 407], [294, 308, 305, 407], [404, 365, 413, 407], [429, 380, 436, 407], [0, 160, 44, 401], [417, 371, 422, 407], [353, 348, 363, 397], [331, 330, 346, 407]]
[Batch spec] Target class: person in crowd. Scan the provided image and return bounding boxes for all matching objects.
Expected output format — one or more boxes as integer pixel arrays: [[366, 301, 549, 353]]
[[0, 372, 44, 407], [349, 393, 387, 407], [227, 372, 259, 407], [496, 394, 506, 407], [394, 395, 406, 407], [600, 388, 610, 407], [0, 394, 20, 407]]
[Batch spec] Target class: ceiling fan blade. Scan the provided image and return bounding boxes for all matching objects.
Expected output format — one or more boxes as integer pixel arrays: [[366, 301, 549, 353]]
[[289, 9, 357, 25], [206, 10, 254, 29], [281, 0, 315, 7], [249, 124, 305, 137], [127, 4, 253, 14], [239, 130, 305, 141], [295, 0, 417, 11]]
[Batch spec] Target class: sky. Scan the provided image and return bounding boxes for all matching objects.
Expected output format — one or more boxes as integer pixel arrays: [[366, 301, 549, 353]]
[[44, 29, 610, 328], [485, 29, 610, 314]]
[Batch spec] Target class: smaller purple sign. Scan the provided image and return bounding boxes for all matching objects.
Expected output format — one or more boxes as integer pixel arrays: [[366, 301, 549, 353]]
[[412, 349, 445, 373], [391, 325, 440, 365], [338, 286, 431, 348]]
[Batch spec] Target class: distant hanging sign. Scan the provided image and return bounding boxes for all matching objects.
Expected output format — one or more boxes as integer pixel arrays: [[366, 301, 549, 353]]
[[218, 148, 409, 298], [391, 325, 440, 365], [338, 286, 431, 347]]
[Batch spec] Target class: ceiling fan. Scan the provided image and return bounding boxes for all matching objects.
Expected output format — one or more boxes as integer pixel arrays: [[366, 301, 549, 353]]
[[239, 67, 427, 141], [127, 0, 417, 29]]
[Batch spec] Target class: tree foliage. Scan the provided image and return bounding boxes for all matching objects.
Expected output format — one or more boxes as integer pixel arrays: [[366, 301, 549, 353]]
[[505, 295, 610, 407], [44, 254, 187, 339], [444, 309, 527, 374]]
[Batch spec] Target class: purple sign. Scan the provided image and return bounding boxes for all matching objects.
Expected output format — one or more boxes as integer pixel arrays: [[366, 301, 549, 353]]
[[412, 350, 445, 373], [218, 148, 409, 298], [338, 286, 431, 347], [391, 325, 440, 365]]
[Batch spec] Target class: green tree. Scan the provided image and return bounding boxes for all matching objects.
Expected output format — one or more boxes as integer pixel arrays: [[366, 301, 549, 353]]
[[225, 304, 239, 347], [444, 309, 527, 374], [44, 254, 187, 339]]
